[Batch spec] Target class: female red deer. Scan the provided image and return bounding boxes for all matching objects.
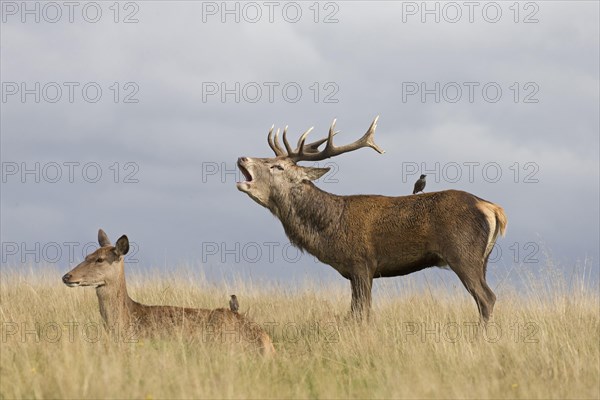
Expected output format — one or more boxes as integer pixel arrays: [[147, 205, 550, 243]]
[[236, 116, 507, 321], [62, 229, 275, 355]]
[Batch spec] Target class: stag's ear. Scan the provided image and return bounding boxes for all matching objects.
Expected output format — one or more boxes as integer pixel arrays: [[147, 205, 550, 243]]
[[98, 229, 111, 247], [114, 235, 130, 256], [301, 167, 330, 181]]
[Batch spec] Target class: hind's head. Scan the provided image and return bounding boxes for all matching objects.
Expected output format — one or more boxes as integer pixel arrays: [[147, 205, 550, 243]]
[[62, 229, 129, 288]]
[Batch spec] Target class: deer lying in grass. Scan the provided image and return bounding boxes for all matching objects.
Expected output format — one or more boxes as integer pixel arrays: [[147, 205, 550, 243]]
[[62, 229, 275, 356]]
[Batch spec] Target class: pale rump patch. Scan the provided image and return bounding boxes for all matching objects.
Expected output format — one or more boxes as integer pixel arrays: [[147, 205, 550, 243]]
[[476, 201, 507, 259]]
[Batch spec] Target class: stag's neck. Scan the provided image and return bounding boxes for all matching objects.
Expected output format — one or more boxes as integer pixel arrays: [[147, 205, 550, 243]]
[[270, 182, 345, 255], [95, 264, 138, 328]]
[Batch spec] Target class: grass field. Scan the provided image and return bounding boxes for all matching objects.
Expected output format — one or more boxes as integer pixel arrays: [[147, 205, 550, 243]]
[[1, 264, 598, 399]]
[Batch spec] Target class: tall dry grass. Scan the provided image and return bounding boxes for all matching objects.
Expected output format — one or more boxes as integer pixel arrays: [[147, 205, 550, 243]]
[[0, 264, 598, 399]]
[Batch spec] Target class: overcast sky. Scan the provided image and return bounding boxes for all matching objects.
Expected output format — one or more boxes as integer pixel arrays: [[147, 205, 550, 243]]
[[1, 1, 598, 289]]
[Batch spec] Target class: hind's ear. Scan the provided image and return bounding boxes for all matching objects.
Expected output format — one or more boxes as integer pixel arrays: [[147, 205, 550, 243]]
[[98, 229, 111, 247], [114, 235, 129, 256]]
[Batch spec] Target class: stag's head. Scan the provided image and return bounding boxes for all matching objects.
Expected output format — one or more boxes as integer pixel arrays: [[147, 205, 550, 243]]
[[237, 116, 384, 209], [62, 229, 129, 288]]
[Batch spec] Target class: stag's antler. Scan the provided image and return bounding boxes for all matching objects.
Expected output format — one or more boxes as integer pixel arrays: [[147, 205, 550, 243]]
[[266, 116, 384, 161]]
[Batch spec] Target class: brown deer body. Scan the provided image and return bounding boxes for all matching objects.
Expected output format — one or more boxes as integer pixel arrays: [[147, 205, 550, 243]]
[[237, 117, 506, 320], [62, 230, 275, 355]]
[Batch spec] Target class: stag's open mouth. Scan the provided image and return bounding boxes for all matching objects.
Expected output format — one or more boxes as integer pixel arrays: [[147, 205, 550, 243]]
[[237, 161, 253, 184]]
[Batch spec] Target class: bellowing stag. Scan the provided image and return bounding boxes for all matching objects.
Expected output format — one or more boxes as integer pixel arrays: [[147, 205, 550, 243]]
[[236, 117, 506, 321]]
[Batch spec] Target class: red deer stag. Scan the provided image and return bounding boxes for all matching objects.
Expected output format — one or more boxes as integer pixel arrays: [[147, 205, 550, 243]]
[[62, 229, 275, 355], [236, 116, 507, 321]]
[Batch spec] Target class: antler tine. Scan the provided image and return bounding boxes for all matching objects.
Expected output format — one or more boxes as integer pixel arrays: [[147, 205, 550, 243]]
[[289, 116, 384, 162], [282, 125, 294, 155], [299, 119, 339, 154], [267, 125, 278, 156], [294, 126, 313, 153], [302, 131, 338, 153], [267, 125, 286, 156], [329, 115, 384, 155], [363, 115, 385, 154], [273, 128, 287, 156], [323, 118, 337, 152]]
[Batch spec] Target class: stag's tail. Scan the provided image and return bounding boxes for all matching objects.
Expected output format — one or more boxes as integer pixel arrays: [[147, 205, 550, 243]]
[[493, 204, 507, 238], [476, 200, 507, 259]]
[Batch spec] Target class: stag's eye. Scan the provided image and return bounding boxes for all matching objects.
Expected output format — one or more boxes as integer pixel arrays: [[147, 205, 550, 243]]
[[271, 165, 284, 171], [96, 258, 104, 263]]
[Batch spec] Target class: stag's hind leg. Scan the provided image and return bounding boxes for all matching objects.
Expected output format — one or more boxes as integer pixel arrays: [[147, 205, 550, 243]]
[[480, 275, 496, 317], [448, 259, 496, 322]]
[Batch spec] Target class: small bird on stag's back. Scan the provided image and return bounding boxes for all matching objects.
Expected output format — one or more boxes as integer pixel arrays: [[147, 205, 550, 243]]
[[229, 295, 239, 314], [413, 174, 427, 194]]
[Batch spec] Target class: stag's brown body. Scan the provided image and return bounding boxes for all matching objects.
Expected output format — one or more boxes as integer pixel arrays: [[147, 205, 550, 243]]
[[63, 230, 275, 355], [237, 117, 506, 320]]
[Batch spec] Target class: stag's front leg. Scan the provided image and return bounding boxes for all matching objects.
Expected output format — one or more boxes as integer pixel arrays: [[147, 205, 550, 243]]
[[350, 273, 373, 319]]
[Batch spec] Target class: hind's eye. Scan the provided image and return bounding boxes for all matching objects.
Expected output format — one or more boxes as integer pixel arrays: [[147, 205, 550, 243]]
[[96, 258, 104, 263], [271, 165, 284, 171]]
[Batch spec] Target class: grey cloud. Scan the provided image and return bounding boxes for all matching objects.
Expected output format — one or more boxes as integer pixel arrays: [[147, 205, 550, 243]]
[[1, 1, 598, 285]]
